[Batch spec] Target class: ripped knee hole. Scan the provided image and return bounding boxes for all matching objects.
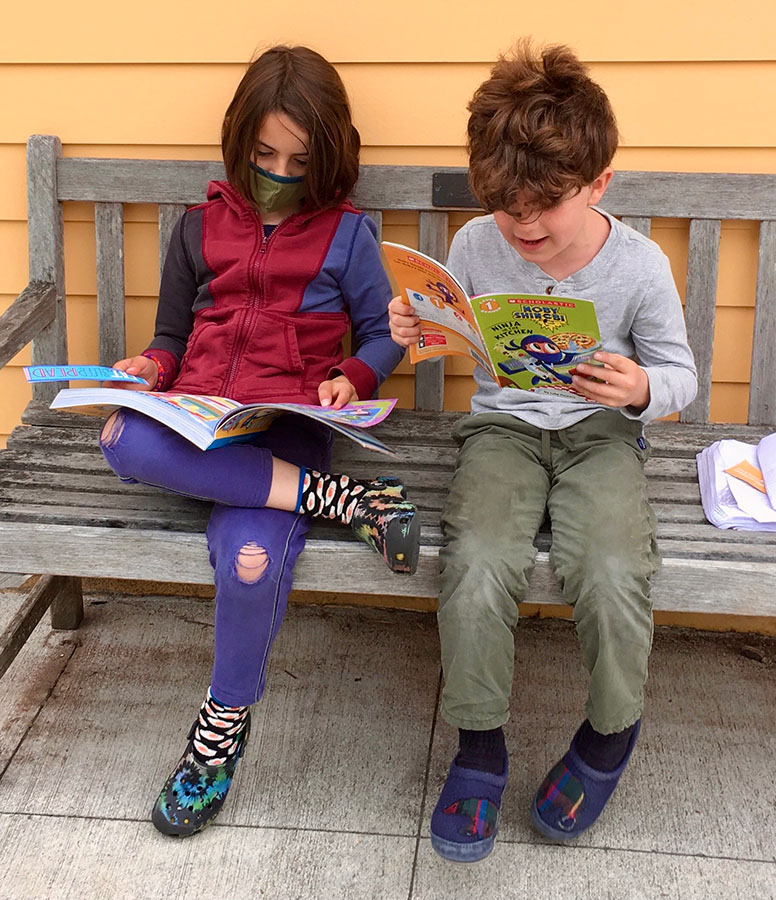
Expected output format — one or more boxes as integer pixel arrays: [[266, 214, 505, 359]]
[[100, 410, 126, 448], [234, 542, 270, 584]]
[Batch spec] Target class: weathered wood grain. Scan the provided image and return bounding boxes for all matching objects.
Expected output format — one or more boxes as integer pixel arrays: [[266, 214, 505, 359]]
[[680, 219, 721, 425], [0, 282, 57, 370], [414, 210, 449, 412], [620, 216, 651, 237], [53, 158, 776, 218], [0, 575, 79, 678], [363, 209, 383, 241], [27, 136, 67, 403], [157, 203, 187, 282], [95, 202, 126, 366], [749, 220, 776, 425]]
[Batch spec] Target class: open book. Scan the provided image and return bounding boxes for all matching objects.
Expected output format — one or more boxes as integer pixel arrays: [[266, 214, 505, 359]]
[[697, 432, 776, 530], [382, 241, 602, 396], [50, 386, 398, 457]]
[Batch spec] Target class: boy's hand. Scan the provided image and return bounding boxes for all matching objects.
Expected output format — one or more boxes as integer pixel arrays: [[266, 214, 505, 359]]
[[318, 375, 358, 409], [388, 295, 421, 346], [571, 351, 650, 411], [107, 355, 157, 391]]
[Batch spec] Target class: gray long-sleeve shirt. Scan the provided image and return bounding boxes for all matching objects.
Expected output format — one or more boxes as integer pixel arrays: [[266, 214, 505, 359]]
[[446, 209, 698, 429]]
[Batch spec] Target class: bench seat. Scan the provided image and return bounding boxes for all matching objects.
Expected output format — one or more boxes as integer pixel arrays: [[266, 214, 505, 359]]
[[1, 403, 775, 617]]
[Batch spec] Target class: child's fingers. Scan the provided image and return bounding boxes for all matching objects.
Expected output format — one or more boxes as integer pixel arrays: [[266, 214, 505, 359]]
[[318, 378, 356, 409], [390, 326, 421, 347], [591, 350, 629, 372], [318, 381, 334, 407], [108, 356, 157, 391], [388, 296, 415, 315]]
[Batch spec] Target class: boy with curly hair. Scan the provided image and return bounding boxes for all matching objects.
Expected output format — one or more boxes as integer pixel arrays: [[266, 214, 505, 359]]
[[389, 41, 697, 861]]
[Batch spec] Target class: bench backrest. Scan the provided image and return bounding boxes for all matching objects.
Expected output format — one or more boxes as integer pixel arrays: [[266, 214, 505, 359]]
[[26, 135, 776, 424]]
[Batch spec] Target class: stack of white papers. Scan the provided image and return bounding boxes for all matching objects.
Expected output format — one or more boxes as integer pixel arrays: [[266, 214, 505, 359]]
[[696, 437, 776, 531]]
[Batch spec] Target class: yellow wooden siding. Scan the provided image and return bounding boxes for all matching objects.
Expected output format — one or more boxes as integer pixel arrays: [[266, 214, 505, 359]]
[[2, 4, 776, 444], [4, 0, 775, 62], [3, 62, 776, 147]]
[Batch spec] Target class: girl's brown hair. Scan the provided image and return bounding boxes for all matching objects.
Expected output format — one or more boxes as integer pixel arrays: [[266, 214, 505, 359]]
[[467, 41, 618, 213], [222, 45, 360, 210]]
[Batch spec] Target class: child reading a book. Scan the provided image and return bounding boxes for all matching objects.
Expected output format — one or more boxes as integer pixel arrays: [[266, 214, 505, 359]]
[[388, 41, 697, 862], [98, 45, 418, 838]]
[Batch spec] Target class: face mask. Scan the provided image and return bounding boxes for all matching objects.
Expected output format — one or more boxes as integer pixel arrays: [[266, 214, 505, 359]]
[[248, 162, 306, 213]]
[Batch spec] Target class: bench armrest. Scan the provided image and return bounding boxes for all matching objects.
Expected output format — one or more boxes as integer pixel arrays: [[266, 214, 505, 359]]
[[0, 281, 57, 370]]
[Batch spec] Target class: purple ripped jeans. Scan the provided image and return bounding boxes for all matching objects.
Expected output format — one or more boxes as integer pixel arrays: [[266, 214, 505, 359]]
[[99, 408, 332, 706]]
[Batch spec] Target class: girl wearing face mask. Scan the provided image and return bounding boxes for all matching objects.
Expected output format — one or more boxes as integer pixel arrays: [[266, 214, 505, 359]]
[[99, 45, 418, 837]]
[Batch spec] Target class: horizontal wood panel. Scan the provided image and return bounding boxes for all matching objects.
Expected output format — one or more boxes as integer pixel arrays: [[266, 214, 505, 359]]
[[51, 162, 776, 217], [4, 144, 776, 221], [3, 0, 774, 63], [3, 63, 776, 147]]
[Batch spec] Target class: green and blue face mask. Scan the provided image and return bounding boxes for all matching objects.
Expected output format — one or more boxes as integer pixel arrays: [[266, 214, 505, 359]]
[[248, 162, 306, 213]]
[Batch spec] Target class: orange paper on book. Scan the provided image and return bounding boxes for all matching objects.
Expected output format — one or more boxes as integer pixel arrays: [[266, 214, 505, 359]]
[[724, 459, 767, 493]]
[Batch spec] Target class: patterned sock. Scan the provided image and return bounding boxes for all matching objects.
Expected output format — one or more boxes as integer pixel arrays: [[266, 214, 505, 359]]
[[455, 727, 507, 775], [190, 689, 250, 767], [575, 720, 636, 772], [296, 470, 405, 524]]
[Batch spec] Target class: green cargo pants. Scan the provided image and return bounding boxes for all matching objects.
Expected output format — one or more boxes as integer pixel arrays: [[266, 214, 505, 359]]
[[437, 410, 660, 735]]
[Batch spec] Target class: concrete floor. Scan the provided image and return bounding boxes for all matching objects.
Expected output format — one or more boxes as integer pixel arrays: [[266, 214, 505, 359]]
[[0, 588, 774, 900]]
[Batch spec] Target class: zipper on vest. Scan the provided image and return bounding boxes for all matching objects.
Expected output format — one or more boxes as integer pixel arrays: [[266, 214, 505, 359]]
[[223, 216, 289, 396]]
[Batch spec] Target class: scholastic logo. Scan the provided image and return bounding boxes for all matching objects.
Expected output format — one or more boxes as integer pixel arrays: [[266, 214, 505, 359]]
[[507, 297, 575, 308], [407, 255, 439, 276]]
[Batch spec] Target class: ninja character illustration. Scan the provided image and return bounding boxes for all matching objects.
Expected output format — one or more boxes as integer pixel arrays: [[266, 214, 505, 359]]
[[498, 334, 586, 385]]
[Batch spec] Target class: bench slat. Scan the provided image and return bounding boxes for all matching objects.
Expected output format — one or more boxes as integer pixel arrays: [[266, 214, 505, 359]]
[[28, 136, 66, 404], [0, 282, 57, 370], [2, 422, 708, 493], [158, 204, 188, 282], [620, 216, 651, 237], [55, 160, 776, 219], [95, 202, 126, 366], [16, 402, 775, 453], [414, 210, 449, 411], [680, 219, 721, 425], [749, 220, 776, 426], [363, 210, 383, 241]]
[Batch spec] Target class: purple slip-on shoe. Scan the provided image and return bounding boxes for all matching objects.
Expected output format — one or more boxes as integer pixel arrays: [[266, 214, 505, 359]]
[[430, 757, 509, 862], [531, 719, 641, 841]]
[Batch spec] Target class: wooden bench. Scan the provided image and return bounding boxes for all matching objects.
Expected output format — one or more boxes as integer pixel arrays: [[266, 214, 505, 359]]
[[2, 134, 776, 674]]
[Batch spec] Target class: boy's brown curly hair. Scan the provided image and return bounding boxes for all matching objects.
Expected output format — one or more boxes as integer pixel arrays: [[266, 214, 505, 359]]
[[467, 40, 618, 214]]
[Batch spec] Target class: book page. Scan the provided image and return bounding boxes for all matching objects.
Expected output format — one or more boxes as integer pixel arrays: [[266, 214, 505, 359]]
[[756, 432, 776, 508], [215, 400, 398, 457], [49, 388, 232, 450], [719, 439, 776, 523], [469, 293, 602, 394], [50, 390, 398, 456], [216, 399, 396, 440], [381, 242, 494, 376]]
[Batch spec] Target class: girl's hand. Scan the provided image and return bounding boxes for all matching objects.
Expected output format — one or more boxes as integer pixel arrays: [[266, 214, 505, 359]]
[[388, 295, 421, 347], [108, 355, 158, 391], [571, 351, 650, 411], [318, 375, 358, 409]]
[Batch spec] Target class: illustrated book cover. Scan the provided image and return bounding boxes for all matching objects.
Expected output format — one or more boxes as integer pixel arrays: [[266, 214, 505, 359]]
[[382, 241, 602, 396]]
